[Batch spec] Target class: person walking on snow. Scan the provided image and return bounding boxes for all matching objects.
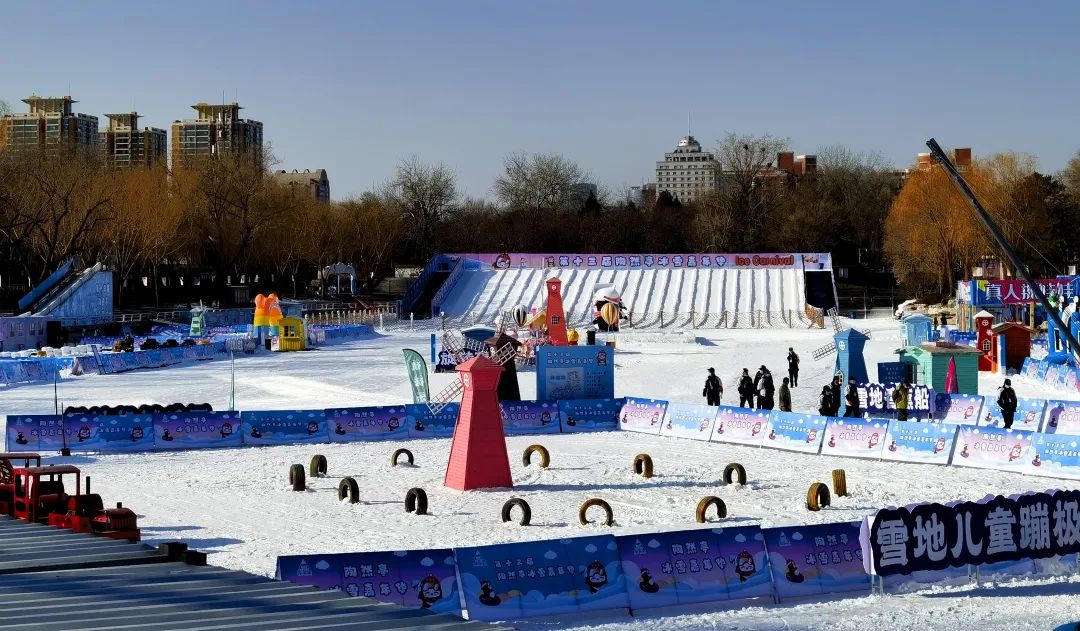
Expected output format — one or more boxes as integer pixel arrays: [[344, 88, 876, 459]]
[[844, 379, 861, 417], [997, 378, 1018, 429], [893, 378, 911, 421], [786, 347, 800, 387], [703, 367, 723, 406], [758, 367, 775, 410], [778, 377, 792, 412], [737, 368, 755, 409], [818, 386, 833, 417], [828, 375, 843, 416]]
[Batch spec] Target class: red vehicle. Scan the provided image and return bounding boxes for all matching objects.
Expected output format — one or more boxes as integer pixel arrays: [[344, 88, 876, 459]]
[[7, 464, 140, 541], [0, 452, 42, 514]]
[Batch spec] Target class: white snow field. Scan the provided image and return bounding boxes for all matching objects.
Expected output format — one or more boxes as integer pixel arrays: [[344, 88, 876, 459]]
[[437, 266, 807, 328], [2, 316, 1079, 630]]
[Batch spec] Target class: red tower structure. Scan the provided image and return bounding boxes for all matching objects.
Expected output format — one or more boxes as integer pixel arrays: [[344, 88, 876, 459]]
[[545, 277, 569, 346], [974, 310, 995, 371], [443, 355, 514, 491]]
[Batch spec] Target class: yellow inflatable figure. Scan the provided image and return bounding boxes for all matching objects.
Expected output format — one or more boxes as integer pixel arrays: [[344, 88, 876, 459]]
[[253, 294, 270, 327]]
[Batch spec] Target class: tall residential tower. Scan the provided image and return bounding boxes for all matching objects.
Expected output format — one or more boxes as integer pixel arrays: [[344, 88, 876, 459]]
[[170, 102, 263, 168], [0, 95, 99, 150], [654, 135, 719, 204], [100, 112, 167, 167]]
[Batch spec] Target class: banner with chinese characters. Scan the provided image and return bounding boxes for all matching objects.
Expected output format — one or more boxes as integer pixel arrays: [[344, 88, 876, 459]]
[[456, 535, 629, 621], [402, 349, 430, 404], [710, 406, 769, 446], [558, 399, 622, 433], [498, 400, 562, 435], [820, 418, 889, 459], [461, 252, 829, 271], [406, 403, 459, 438], [618, 398, 668, 435], [152, 411, 243, 450], [880, 420, 959, 465], [857, 383, 935, 417], [659, 403, 717, 441], [62, 413, 155, 453], [1026, 432, 1080, 480], [762, 521, 869, 601], [325, 406, 413, 443], [951, 426, 1036, 472], [966, 276, 1079, 306], [1041, 400, 1080, 434], [274, 548, 461, 617], [933, 393, 983, 424], [240, 410, 329, 445], [761, 411, 826, 454], [615, 527, 772, 611], [863, 489, 1080, 576], [977, 396, 1045, 430], [5, 414, 64, 451], [535, 346, 615, 401]]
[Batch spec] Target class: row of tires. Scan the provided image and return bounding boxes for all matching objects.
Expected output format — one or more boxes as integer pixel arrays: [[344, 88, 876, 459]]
[[524, 445, 748, 486]]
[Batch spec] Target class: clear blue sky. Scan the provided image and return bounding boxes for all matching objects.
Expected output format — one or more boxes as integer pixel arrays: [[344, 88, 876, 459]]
[[3, 1, 1077, 200]]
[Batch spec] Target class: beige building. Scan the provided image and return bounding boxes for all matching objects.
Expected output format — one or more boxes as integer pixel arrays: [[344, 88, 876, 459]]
[[654, 135, 720, 204], [100, 112, 167, 167], [271, 169, 330, 202], [170, 102, 263, 168], [0, 95, 99, 150]]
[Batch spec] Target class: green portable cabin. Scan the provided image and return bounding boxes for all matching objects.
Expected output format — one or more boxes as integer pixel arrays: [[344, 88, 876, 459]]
[[896, 343, 982, 394]]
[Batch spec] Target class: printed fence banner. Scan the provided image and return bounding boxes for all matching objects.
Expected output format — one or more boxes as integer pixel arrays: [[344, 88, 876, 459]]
[[761, 411, 826, 454], [820, 418, 889, 459], [152, 411, 243, 450], [5, 414, 64, 451], [62, 413, 155, 453], [535, 345, 615, 401], [240, 410, 329, 445], [122, 353, 140, 370], [499, 400, 562, 435], [406, 403, 459, 439], [710, 406, 770, 446], [933, 393, 983, 424], [558, 399, 623, 433], [863, 489, 1080, 576], [762, 521, 869, 601], [858, 383, 935, 417], [978, 395, 1045, 430], [464, 252, 826, 271], [659, 403, 717, 441], [1022, 358, 1040, 379], [275, 549, 461, 617], [618, 398, 668, 435], [879, 420, 959, 465], [456, 535, 629, 621], [0, 362, 19, 383], [950, 425, 1036, 473], [325, 406, 413, 443], [1026, 433, 1080, 480], [615, 526, 772, 611], [1042, 400, 1080, 434]]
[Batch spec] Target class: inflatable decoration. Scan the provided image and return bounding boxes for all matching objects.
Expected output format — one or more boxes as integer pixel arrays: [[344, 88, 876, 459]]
[[593, 286, 626, 332], [512, 305, 529, 328]]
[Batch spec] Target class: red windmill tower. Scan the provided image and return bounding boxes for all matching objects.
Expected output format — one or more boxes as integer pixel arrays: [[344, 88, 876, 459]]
[[545, 277, 569, 346], [443, 355, 514, 491]]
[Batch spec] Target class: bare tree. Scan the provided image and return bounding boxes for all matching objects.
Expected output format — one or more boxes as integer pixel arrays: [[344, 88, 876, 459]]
[[493, 153, 585, 223], [382, 156, 457, 261], [712, 132, 789, 248], [1061, 150, 1080, 205], [0, 100, 11, 116]]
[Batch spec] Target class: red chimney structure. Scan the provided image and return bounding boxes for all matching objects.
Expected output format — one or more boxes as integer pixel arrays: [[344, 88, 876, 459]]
[[545, 277, 569, 346], [443, 355, 514, 491]]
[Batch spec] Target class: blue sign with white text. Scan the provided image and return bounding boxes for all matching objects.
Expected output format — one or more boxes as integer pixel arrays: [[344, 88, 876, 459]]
[[241, 410, 329, 445], [536, 346, 614, 401], [558, 399, 623, 433]]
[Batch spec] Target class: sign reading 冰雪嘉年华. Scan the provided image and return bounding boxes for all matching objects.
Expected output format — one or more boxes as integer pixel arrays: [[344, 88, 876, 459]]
[[465, 252, 830, 271], [536, 346, 614, 401], [863, 489, 1080, 576]]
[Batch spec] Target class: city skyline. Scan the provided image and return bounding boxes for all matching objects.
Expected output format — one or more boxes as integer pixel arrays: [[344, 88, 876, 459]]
[[3, 1, 1078, 200]]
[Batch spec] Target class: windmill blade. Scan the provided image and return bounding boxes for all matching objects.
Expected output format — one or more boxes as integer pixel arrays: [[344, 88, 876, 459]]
[[490, 342, 517, 366], [426, 379, 464, 415], [812, 342, 837, 360]]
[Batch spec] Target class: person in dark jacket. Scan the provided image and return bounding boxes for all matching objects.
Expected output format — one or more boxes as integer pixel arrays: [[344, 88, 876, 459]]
[[829, 376, 843, 416], [818, 386, 833, 417], [758, 368, 775, 410], [778, 377, 792, 412], [737, 368, 755, 409], [786, 347, 800, 387], [997, 378, 1018, 429], [753, 365, 766, 392], [844, 379, 861, 417], [703, 367, 723, 406]]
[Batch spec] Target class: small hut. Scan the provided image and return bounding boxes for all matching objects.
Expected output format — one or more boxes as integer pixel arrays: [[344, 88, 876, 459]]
[[900, 313, 933, 346], [897, 342, 983, 394], [990, 322, 1033, 372]]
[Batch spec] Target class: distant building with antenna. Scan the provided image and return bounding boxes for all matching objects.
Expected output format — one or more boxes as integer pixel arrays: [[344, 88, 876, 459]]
[[100, 112, 167, 168], [0, 95, 99, 151], [654, 133, 720, 204], [170, 102, 263, 168]]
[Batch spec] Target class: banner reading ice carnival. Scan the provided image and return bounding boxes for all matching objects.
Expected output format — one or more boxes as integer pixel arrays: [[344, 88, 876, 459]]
[[659, 403, 717, 441], [558, 398, 622, 433], [618, 398, 668, 435], [1026, 432, 1080, 480], [240, 410, 328, 445], [761, 411, 827, 454], [326, 406, 412, 442], [820, 418, 889, 459], [462, 252, 830, 271], [879, 420, 959, 465], [950, 426, 1036, 472], [710, 406, 769, 446], [1042, 400, 1080, 434]]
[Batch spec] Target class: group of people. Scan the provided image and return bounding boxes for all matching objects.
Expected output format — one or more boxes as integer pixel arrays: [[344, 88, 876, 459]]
[[703, 347, 803, 412], [816, 375, 867, 419]]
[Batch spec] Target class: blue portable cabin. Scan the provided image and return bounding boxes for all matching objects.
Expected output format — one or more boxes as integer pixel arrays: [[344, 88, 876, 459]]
[[900, 313, 933, 346]]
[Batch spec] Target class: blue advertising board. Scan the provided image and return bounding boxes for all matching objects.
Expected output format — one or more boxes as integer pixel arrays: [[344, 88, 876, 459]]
[[761, 411, 826, 454], [240, 410, 329, 445], [498, 400, 562, 435], [5, 414, 64, 451], [879, 420, 959, 465], [762, 521, 869, 601], [63, 413, 155, 453], [978, 395, 1045, 430], [558, 399, 623, 433], [536, 346, 615, 401], [152, 411, 243, 450], [407, 403, 459, 438], [1026, 432, 1080, 480], [326, 406, 412, 443], [618, 397, 668, 435], [659, 403, 717, 441], [933, 393, 983, 424]]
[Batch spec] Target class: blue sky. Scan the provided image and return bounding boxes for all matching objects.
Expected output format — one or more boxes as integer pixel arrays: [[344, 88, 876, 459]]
[[3, 1, 1077, 200]]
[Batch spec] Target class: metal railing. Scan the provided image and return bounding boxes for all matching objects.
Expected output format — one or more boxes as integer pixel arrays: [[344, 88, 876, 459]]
[[433, 308, 823, 331]]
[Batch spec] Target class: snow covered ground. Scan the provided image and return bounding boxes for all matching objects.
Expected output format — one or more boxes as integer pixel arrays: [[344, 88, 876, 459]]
[[2, 316, 1079, 630]]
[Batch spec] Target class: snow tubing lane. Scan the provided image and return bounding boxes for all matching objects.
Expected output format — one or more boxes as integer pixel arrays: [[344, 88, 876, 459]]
[[832, 469, 848, 497], [579, 498, 614, 526], [633, 454, 653, 478], [289, 464, 306, 492], [807, 482, 831, 511], [309, 454, 328, 478], [723, 463, 747, 486], [391, 448, 414, 467], [695, 496, 728, 523], [405, 487, 429, 515], [501, 498, 532, 525], [338, 477, 360, 504], [522, 444, 550, 468]]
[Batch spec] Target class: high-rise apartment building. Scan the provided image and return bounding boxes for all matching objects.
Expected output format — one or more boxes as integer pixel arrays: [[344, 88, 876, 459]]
[[0, 95, 99, 150], [100, 112, 167, 168], [654, 135, 719, 203], [170, 102, 263, 168]]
